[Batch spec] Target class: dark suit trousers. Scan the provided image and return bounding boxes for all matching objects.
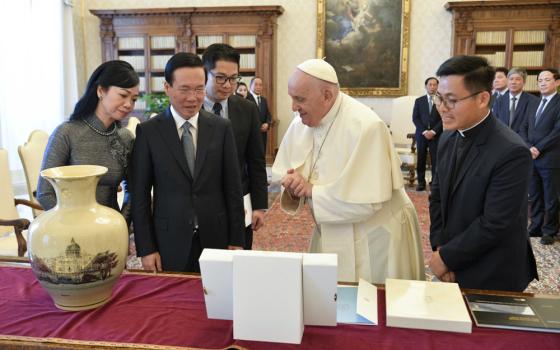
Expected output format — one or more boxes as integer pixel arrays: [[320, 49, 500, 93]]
[[185, 229, 202, 273], [416, 136, 438, 184], [528, 165, 560, 236], [261, 132, 267, 152], [244, 226, 253, 250]]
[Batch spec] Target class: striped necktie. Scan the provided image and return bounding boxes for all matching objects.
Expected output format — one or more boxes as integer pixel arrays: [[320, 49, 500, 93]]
[[535, 98, 548, 125]]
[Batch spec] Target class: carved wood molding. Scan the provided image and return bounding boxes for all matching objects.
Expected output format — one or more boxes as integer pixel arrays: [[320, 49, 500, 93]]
[[91, 6, 284, 18], [446, 0, 560, 11]]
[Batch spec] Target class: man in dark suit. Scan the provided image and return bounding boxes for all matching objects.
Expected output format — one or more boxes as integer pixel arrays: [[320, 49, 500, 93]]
[[130, 53, 245, 272], [429, 55, 537, 292], [247, 77, 272, 151], [520, 68, 560, 245], [412, 77, 442, 191], [201, 43, 268, 250], [494, 67, 538, 135], [491, 67, 509, 114]]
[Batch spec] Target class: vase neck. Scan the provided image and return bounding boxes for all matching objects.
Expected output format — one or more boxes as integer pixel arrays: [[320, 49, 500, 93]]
[[48, 176, 99, 209]]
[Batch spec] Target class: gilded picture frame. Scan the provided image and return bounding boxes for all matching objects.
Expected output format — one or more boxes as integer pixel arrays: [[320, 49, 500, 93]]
[[317, 0, 410, 96]]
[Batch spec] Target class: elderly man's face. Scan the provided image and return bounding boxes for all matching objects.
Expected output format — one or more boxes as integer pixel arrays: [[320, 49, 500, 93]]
[[288, 70, 332, 127], [508, 73, 525, 95]]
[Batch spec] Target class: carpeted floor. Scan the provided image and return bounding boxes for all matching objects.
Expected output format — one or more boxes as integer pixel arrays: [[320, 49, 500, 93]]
[[128, 186, 560, 295]]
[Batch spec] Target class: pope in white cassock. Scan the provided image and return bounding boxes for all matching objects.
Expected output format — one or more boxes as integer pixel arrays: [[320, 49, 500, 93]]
[[272, 59, 424, 283]]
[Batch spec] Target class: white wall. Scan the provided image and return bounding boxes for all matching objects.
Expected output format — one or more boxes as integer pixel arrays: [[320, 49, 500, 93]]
[[78, 0, 456, 140]]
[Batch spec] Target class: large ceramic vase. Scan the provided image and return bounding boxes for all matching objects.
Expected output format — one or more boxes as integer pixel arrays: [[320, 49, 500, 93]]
[[28, 165, 128, 311]]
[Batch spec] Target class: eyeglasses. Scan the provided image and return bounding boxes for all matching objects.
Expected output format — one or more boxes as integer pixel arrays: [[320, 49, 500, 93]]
[[177, 87, 205, 97], [433, 91, 484, 109], [209, 71, 242, 85]]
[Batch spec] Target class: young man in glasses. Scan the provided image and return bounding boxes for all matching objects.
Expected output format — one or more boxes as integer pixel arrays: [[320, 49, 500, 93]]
[[202, 43, 268, 250], [429, 55, 537, 292]]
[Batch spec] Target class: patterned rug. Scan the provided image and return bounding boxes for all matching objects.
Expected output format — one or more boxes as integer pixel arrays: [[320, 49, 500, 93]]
[[128, 187, 560, 295]]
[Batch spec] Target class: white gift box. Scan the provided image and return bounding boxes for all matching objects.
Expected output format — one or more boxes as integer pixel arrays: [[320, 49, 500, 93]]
[[302, 253, 337, 326], [199, 249, 235, 320], [385, 279, 472, 333], [233, 251, 304, 344]]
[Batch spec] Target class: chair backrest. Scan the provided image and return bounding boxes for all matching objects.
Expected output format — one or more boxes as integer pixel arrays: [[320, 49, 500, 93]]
[[390, 96, 418, 148], [18, 130, 48, 216], [0, 149, 19, 234], [126, 117, 141, 137]]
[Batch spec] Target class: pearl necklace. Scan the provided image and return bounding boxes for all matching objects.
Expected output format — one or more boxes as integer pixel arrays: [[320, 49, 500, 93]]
[[82, 118, 117, 136]]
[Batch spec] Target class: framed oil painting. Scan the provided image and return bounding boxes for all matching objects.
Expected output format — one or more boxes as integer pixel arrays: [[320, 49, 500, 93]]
[[317, 0, 410, 96]]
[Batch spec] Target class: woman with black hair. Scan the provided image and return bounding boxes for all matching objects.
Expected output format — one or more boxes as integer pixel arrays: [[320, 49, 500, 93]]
[[235, 81, 249, 98], [37, 60, 139, 223]]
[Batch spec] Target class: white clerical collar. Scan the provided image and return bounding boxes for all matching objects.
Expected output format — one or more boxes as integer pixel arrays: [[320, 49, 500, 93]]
[[458, 110, 490, 137], [316, 92, 343, 130], [171, 105, 199, 131]]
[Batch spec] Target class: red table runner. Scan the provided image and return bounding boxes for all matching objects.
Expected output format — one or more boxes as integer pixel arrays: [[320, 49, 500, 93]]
[[0, 265, 558, 350]]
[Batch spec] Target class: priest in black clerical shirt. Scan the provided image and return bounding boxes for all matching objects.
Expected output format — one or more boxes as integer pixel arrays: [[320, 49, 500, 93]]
[[429, 55, 537, 292]]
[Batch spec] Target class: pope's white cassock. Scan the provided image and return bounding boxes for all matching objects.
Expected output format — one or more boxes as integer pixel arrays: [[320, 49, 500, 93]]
[[272, 91, 424, 283]]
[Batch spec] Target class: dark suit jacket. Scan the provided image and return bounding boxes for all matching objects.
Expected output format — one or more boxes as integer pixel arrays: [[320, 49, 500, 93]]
[[246, 93, 272, 125], [226, 95, 268, 210], [494, 91, 538, 134], [412, 95, 442, 139], [130, 108, 245, 271], [490, 91, 506, 115], [520, 94, 560, 168], [430, 115, 537, 291]]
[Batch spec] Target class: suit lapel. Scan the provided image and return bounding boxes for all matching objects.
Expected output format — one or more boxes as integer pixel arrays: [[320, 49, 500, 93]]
[[156, 109, 192, 180], [194, 110, 215, 180], [535, 94, 560, 127], [545, 94, 560, 118], [451, 117, 493, 195], [511, 92, 525, 126], [227, 96, 241, 124], [440, 133, 456, 222], [451, 141, 480, 196]]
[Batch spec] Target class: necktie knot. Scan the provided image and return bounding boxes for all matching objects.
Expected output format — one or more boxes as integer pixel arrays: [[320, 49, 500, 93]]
[[257, 95, 261, 105], [512, 97, 517, 102], [182, 121, 191, 132], [212, 102, 222, 116]]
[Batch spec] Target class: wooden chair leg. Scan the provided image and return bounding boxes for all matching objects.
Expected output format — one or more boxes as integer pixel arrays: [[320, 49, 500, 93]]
[[14, 226, 27, 257], [3, 218, 30, 257], [407, 164, 416, 187]]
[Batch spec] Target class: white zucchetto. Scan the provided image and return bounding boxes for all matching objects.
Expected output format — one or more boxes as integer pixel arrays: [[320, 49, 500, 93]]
[[296, 59, 339, 84]]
